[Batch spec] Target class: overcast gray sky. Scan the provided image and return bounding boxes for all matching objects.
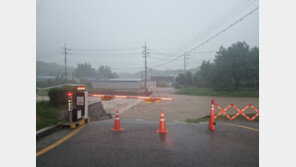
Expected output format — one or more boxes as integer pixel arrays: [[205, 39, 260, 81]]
[[37, 0, 258, 72]]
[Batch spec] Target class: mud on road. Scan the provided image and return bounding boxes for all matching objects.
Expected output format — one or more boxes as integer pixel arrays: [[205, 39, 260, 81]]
[[89, 87, 259, 123], [120, 94, 259, 122]]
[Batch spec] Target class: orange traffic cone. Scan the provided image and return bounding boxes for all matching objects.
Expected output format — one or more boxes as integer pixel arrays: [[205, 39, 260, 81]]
[[209, 99, 215, 131], [112, 110, 123, 131], [157, 111, 168, 133]]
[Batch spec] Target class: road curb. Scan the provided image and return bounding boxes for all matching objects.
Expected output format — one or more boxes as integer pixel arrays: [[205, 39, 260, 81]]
[[36, 122, 63, 140]]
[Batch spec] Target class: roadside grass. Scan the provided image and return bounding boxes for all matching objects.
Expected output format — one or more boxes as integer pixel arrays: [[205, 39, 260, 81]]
[[186, 113, 259, 123], [36, 89, 48, 96], [36, 101, 65, 131], [176, 87, 259, 97]]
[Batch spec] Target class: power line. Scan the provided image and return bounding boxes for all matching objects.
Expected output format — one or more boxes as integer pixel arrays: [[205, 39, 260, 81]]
[[38, 51, 141, 58], [206, 0, 247, 30], [70, 46, 141, 52], [203, 0, 257, 38], [151, 64, 198, 70], [189, 0, 254, 44], [36, 47, 61, 54], [148, 57, 182, 61], [70, 52, 140, 56], [186, 7, 259, 54], [190, 59, 199, 64], [149, 54, 214, 61], [180, 0, 256, 53], [154, 2, 258, 69], [149, 51, 184, 55], [112, 66, 144, 70], [147, 1, 257, 70], [203, 0, 252, 35], [147, 51, 214, 69], [150, 54, 184, 68], [36, 52, 61, 57], [150, 51, 215, 55]]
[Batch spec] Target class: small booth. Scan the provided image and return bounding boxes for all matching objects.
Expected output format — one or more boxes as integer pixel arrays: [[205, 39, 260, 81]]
[[63, 86, 89, 128]]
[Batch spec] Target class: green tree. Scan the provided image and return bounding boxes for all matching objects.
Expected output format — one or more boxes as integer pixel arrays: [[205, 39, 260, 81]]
[[192, 41, 259, 90], [175, 73, 186, 87], [213, 42, 250, 89], [245, 46, 259, 89], [184, 71, 193, 85], [36, 61, 64, 76], [175, 71, 194, 87], [74, 63, 96, 79], [193, 61, 214, 87], [96, 66, 118, 79]]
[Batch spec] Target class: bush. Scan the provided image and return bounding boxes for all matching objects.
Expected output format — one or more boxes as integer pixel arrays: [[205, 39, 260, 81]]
[[36, 78, 76, 88], [176, 87, 259, 97], [36, 101, 63, 130], [48, 85, 76, 107]]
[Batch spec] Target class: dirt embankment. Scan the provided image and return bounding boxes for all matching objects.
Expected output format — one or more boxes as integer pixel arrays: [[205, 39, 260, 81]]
[[88, 102, 112, 121]]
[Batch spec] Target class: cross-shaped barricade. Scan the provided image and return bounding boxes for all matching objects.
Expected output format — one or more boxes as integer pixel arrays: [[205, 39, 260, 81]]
[[209, 99, 259, 131]]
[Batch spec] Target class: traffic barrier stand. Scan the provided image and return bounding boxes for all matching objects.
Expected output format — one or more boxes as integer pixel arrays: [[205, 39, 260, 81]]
[[209, 99, 259, 131], [157, 111, 168, 134], [111, 110, 123, 131]]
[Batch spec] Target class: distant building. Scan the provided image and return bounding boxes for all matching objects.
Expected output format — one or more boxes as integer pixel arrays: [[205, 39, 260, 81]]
[[91, 79, 156, 90], [92, 79, 139, 90], [150, 76, 176, 87], [77, 77, 97, 83], [36, 76, 56, 81]]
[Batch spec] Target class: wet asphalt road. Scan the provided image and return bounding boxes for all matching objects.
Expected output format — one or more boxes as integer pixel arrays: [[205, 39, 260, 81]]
[[36, 119, 258, 167]]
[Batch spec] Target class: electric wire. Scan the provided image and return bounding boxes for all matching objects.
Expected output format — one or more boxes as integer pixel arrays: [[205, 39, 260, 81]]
[[70, 52, 140, 56], [150, 54, 184, 68], [70, 46, 142, 52], [186, 7, 259, 54], [190, 0, 255, 44], [204, 0, 257, 38], [148, 6, 258, 69]]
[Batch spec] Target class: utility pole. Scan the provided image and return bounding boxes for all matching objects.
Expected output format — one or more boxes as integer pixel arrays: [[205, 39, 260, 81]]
[[62, 44, 70, 83], [183, 53, 190, 73], [142, 42, 149, 91]]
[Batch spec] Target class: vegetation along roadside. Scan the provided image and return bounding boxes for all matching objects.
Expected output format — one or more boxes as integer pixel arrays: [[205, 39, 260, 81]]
[[176, 87, 258, 97]]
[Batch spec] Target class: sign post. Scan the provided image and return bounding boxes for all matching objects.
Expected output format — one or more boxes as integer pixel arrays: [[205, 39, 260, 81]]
[[67, 92, 73, 125]]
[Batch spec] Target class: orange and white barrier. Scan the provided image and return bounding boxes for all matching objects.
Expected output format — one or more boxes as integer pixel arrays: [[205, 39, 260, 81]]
[[89, 94, 173, 103], [209, 99, 259, 131]]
